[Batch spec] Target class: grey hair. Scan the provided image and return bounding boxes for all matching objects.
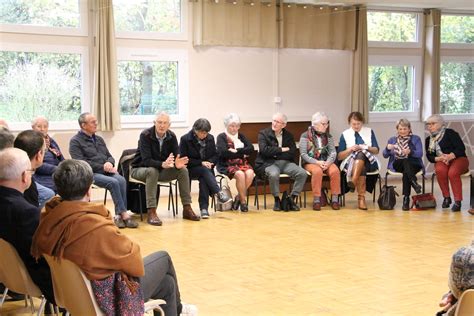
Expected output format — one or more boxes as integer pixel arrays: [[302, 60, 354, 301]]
[[426, 114, 445, 126], [54, 159, 93, 200], [78, 112, 91, 127], [0, 127, 14, 150], [154, 111, 170, 122], [223, 113, 241, 127], [311, 112, 329, 126], [0, 148, 31, 181], [273, 112, 288, 124], [31, 116, 49, 128], [193, 118, 211, 133], [396, 118, 411, 130]]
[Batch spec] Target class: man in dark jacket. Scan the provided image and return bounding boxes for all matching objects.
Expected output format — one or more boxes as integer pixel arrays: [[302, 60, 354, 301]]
[[131, 112, 200, 225], [69, 112, 138, 228], [255, 113, 307, 211], [0, 148, 55, 304]]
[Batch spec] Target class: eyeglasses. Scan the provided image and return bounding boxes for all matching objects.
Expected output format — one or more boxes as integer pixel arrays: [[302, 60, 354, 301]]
[[318, 122, 329, 126], [425, 122, 436, 126], [272, 119, 285, 125]]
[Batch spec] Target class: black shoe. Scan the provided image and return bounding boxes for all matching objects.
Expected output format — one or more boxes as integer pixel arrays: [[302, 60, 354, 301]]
[[347, 181, 355, 192], [232, 196, 240, 210], [288, 196, 300, 211], [411, 180, 422, 194], [402, 195, 410, 211], [273, 197, 281, 211], [240, 203, 249, 212], [451, 201, 461, 212], [442, 197, 452, 208]]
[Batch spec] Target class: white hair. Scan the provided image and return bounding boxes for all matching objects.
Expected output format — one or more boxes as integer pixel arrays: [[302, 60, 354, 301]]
[[311, 112, 329, 126], [31, 116, 49, 128], [272, 112, 288, 124], [0, 148, 31, 181], [426, 114, 445, 126], [154, 111, 170, 122], [223, 113, 241, 127]]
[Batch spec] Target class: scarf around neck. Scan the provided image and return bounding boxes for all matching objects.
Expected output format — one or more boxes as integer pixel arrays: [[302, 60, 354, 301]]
[[428, 127, 446, 156], [395, 134, 411, 159], [225, 131, 244, 149], [308, 127, 329, 159]]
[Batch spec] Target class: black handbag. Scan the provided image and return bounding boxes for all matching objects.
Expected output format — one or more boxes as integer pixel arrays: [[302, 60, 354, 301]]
[[378, 177, 398, 210], [280, 191, 293, 212]]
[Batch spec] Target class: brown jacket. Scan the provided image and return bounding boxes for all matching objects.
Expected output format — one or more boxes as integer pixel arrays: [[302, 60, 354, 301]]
[[31, 197, 144, 280]]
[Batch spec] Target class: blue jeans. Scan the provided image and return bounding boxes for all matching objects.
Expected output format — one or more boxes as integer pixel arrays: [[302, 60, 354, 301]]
[[188, 166, 220, 210], [93, 173, 127, 215], [37, 182, 55, 209]]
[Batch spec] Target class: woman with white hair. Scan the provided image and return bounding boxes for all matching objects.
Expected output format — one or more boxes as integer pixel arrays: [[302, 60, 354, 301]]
[[216, 113, 255, 212], [300, 112, 340, 210], [425, 114, 469, 212]]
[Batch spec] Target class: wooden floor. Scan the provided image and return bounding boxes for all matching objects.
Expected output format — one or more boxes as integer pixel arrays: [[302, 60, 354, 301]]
[[3, 179, 473, 315]]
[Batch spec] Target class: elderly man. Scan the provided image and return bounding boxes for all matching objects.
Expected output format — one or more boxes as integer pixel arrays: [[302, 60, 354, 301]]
[[255, 113, 307, 211], [0, 126, 14, 149], [0, 148, 55, 304], [69, 112, 138, 228], [31, 159, 197, 316], [14, 130, 55, 209], [131, 112, 200, 225]]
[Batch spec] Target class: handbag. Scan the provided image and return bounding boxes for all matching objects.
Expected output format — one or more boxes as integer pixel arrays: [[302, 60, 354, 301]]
[[279, 191, 294, 212], [411, 193, 437, 210], [215, 182, 233, 211], [378, 177, 398, 210]]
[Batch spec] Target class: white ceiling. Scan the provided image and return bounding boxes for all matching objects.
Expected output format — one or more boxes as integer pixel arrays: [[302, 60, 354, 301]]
[[286, 0, 474, 11]]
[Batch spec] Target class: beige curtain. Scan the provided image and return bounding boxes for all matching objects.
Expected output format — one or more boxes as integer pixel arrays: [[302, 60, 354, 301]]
[[420, 9, 441, 121], [193, 0, 278, 48], [282, 5, 356, 50], [351, 7, 368, 118], [92, 0, 120, 131]]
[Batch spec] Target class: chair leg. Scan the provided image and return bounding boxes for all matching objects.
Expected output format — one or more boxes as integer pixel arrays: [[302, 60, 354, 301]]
[[103, 188, 108, 205], [37, 296, 47, 316], [169, 184, 176, 217], [263, 179, 267, 209], [431, 173, 435, 194], [28, 295, 35, 313], [0, 287, 7, 307], [138, 185, 144, 221], [422, 174, 425, 194]]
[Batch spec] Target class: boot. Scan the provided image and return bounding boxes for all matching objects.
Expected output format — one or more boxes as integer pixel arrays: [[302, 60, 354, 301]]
[[182, 204, 201, 221], [147, 207, 163, 226], [348, 159, 365, 192], [402, 196, 410, 211], [357, 176, 367, 210]]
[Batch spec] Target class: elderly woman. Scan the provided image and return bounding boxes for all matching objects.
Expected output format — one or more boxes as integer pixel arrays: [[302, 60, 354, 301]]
[[425, 114, 469, 212], [300, 112, 340, 211], [337, 111, 380, 210], [383, 118, 424, 210], [31, 116, 65, 192], [216, 113, 255, 212], [179, 118, 232, 219]]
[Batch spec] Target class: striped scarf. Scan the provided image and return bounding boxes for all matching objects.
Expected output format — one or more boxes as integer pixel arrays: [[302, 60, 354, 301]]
[[428, 127, 446, 156], [345, 150, 376, 183], [395, 134, 411, 159], [44, 135, 62, 157]]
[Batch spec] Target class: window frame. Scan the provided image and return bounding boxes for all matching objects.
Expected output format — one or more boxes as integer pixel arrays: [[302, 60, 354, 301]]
[[0, 42, 90, 132], [0, 0, 88, 37], [117, 47, 188, 129]]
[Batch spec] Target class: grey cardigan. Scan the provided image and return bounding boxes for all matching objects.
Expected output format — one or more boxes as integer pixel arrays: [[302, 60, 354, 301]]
[[299, 129, 336, 166]]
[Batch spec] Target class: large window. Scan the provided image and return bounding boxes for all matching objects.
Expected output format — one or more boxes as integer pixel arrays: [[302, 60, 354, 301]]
[[441, 15, 474, 44], [368, 11, 419, 45]]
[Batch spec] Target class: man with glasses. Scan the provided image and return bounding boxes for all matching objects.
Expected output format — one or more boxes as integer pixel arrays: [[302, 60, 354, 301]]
[[131, 111, 200, 225], [69, 112, 138, 228], [0, 148, 55, 305], [255, 112, 307, 211]]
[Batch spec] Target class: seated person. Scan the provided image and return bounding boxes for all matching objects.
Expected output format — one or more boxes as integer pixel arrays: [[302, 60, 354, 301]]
[[0, 148, 54, 305], [299, 112, 340, 211], [31, 116, 65, 192], [31, 159, 197, 316], [216, 113, 255, 212], [69, 112, 138, 228], [337, 111, 380, 210], [14, 130, 55, 209], [179, 118, 231, 219], [383, 118, 423, 210], [437, 241, 474, 316], [131, 111, 200, 226], [254, 112, 307, 211], [425, 114, 469, 212]]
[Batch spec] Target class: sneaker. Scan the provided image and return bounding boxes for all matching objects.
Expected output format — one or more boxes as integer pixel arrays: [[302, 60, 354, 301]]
[[123, 218, 139, 228], [200, 209, 209, 219], [114, 216, 126, 229], [216, 191, 232, 204], [181, 303, 198, 316]]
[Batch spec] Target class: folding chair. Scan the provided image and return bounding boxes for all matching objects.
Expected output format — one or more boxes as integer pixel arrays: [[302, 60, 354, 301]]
[[385, 169, 425, 193]]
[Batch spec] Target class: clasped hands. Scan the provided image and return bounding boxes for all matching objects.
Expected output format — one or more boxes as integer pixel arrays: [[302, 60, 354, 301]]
[[386, 144, 411, 156]]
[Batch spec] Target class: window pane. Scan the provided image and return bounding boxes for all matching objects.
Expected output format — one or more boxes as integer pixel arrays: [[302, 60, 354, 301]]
[[114, 0, 181, 33], [369, 65, 413, 112], [0, 0, 80, 28], [0, 51, 82, 122], [367, 11, 417, 42], [441, 15, 474, 44], [440, 62, 473, 114], [118, 60, 178, 116]]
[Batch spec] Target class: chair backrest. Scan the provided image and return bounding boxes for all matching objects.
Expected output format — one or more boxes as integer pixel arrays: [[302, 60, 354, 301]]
[[44, 254, 103, 316], [0, 239, 43, 298], [455, 289, 474, 316]]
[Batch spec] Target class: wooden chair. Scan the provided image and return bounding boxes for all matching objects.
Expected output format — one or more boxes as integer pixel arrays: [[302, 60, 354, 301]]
[[0, 239, 48, 315], [454, 289, 474, 316], [44, 255, 166, 316]]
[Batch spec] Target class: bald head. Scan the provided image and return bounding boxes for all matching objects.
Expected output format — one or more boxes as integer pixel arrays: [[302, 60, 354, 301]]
[[0, 148, 31, 188]]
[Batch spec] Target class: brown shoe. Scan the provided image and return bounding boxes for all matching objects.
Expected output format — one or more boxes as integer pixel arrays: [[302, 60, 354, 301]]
[[312, 201, 321, 211], [183, 204, 200, 221], [468, 209, 474, 215], [357, 176, 368, 210], [147, 208, 162, 226], [331, 202, 340, 210]]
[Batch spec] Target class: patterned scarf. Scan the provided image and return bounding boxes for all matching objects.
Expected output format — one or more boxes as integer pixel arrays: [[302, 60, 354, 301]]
[[428, 127, 446, 156], [44, 135, 62, 157], [307, 127, 329, 160], [395, 134, 411, 159]]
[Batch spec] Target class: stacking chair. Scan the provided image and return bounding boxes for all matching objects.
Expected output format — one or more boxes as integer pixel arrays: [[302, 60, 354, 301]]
[[91, 184, 109, 205], [0, 239, 48, 315], [431, 171, 472, 208], [385, 169, 425, 193], [454, 289, 474, 316], [44, 255, 166, 316]]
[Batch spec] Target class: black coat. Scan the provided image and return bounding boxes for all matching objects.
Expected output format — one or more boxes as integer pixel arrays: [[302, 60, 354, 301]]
[[255, 127, 297, 176], [69, 131, 115, 174], [131, 127, 179, 170], [216, 132, 254, 175], [0, 186, 54, 304], [179, 130, 217, 169], [425, 128, 467, 163]]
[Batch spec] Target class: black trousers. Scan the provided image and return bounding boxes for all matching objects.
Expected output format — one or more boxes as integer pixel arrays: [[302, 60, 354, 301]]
[[393, 158, 423, 196]]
